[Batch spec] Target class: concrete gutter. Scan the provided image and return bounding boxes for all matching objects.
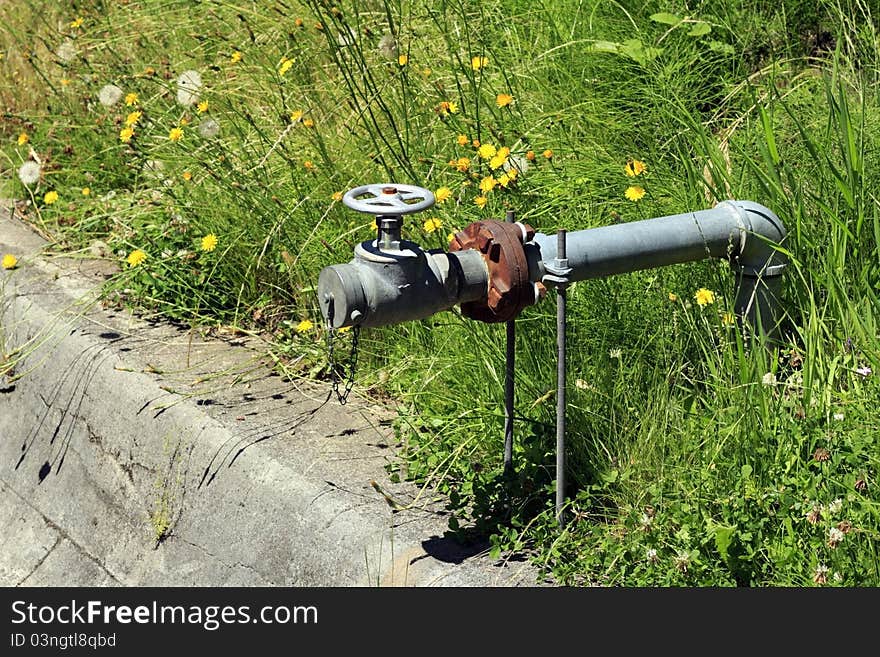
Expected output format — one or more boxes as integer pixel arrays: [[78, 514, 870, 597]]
[[0, 202, 540, 587]]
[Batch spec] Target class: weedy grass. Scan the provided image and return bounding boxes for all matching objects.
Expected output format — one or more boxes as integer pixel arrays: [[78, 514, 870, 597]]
[[2, 0, 878, 585]]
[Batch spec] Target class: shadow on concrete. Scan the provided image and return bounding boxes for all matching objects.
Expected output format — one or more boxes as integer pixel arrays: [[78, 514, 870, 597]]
[[16, 335, 114, 484], [419, 535, 491, 565], [197, 393, 332, 489]]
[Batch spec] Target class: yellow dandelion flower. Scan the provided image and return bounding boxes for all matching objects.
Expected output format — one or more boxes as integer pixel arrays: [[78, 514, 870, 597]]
[[295, 319, 313, 333], [230, 50, 242, 63], [397, 54, 408, 66], [489, 147, 510, 170], [472, 138, 481, 148], [290, 110, 304, 123], [168, 127, 183, 142], [70, 17, 84, 29], [457, 134, 469, 146], [2, 254, 18, 270], [507, 168, 518, 181], [471, 55, 488, 70], [447, 232, 456, 244], [200, 233, 218, 252], [477, 143, 497, 159], [721, 311, 736, 326], [475, 196, 487, 208], [294, 18, 304, 28], [526, 150, 536, 161], [303, 118, 314, 128], [625, 159, 647, 177], [496, 93, 513, 108], [179, 116, 190, 126], [497, 173, 511, 187], [60, 78, 71, 87], [437, 101, 458, 116], [17, 132, 28, 146], [314, 22, 324, 31], [278, 57, 293, 76], [119, 127, 134, 142], [694, 288, 715, 307], [125, 110, 142, 127], [543, 149, 554, 159], [182, 171, 192, 181], [43, 190, 58, 205], [454, 157, 471, 172], [668, 292, 678, 302], [144, 66, 156, 76], [624, 186, 645, 202], [126, 249, 146, 267], [421, 68, 432, 77], [197, 100, 209, 114], [479, 176, 497, 193], [124, 92, 139, 106], [423, 217, 442, 233], [81, 187, 90, 196], [303, 160, 316, 172], [435, 187, 452, 204], [332, 191, 343, 202]]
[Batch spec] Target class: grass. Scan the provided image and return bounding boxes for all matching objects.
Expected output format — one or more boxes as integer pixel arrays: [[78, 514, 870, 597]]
[[2, 0, 879, 586]]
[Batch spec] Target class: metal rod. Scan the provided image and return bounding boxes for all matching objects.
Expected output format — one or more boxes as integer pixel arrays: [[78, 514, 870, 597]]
[[504, 210, 516, 474], [555, 229, 567, 527]]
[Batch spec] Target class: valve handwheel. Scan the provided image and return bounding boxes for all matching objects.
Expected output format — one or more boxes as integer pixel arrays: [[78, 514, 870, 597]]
[[343, 184, 435, 215]]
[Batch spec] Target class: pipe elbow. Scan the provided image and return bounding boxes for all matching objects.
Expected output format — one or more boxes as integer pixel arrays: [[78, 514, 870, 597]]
[[723, 200, 787, 276]]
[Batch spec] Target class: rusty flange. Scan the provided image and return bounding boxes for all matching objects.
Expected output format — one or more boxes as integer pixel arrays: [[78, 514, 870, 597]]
[[449, 220, 535, 323]]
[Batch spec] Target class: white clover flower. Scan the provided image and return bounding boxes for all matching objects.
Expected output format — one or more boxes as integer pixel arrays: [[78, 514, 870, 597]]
[[639, 512, 653, 530], [98, 84, 123, 107], [833, 412, 845, 421], [609, 348, 622, 359], [827, 498, 843, 515], [18, 160, 41, 186], [197, 118, 220, 139], [56, 38, 77, 63], [761, 372, 777, 386], [813, 563, 829, 584], [176, 70, 202, 107], [674, 550, 690, 573], [828, 526, 845, 547], [646, 548, 658, 564], [832, 571, 843, 583]]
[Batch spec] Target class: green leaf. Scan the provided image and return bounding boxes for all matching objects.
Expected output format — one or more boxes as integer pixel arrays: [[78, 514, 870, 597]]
[[688, 22, 712, 37], [741, 464, 753, 478], [708, 40, 735, 54], [714, 525, 736, 561], [650, 12, 682, 25], [603, 468, 619, 483]]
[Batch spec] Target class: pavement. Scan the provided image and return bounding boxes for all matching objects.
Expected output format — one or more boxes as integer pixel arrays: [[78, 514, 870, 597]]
[[0, 201, 542, 587]]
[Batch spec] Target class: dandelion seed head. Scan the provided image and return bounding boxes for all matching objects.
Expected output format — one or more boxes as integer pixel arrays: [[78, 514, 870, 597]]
[[198, 118, 220, 139], [18, 160, 41, 186], [56, 38, 76, 63], [98, 84, 124, 107], [378, 33, 398, 60], [175, 70, 202, 107]]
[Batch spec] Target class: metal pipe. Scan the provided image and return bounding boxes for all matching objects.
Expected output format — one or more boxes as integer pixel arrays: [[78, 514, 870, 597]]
[[504, 210, 516, 474], [555, 230, 567, 528], [528, 200, 787, 336]]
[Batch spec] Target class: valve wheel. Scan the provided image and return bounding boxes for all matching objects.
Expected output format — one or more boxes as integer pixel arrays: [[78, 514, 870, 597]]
[[343, 184, 435, 215]]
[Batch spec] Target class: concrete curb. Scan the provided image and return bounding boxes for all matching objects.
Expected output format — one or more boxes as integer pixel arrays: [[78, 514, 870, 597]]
[[0, 203, 541, 587]]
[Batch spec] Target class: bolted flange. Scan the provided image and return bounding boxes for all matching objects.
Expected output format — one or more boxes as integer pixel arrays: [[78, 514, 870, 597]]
[[449, 220, 535, 322]]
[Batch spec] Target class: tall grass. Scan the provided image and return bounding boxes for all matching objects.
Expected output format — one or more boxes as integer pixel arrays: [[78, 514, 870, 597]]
[[2, 0, 878, 585]]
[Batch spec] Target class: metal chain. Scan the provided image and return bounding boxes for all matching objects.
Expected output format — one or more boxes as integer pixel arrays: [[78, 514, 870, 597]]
[[326, 324, 360, 405]]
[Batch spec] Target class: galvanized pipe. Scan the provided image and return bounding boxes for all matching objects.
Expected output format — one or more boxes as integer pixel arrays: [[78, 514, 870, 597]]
[[528, 200, 787, 335], [555, 230, 568, 528], [504, 210, 516, 474]]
